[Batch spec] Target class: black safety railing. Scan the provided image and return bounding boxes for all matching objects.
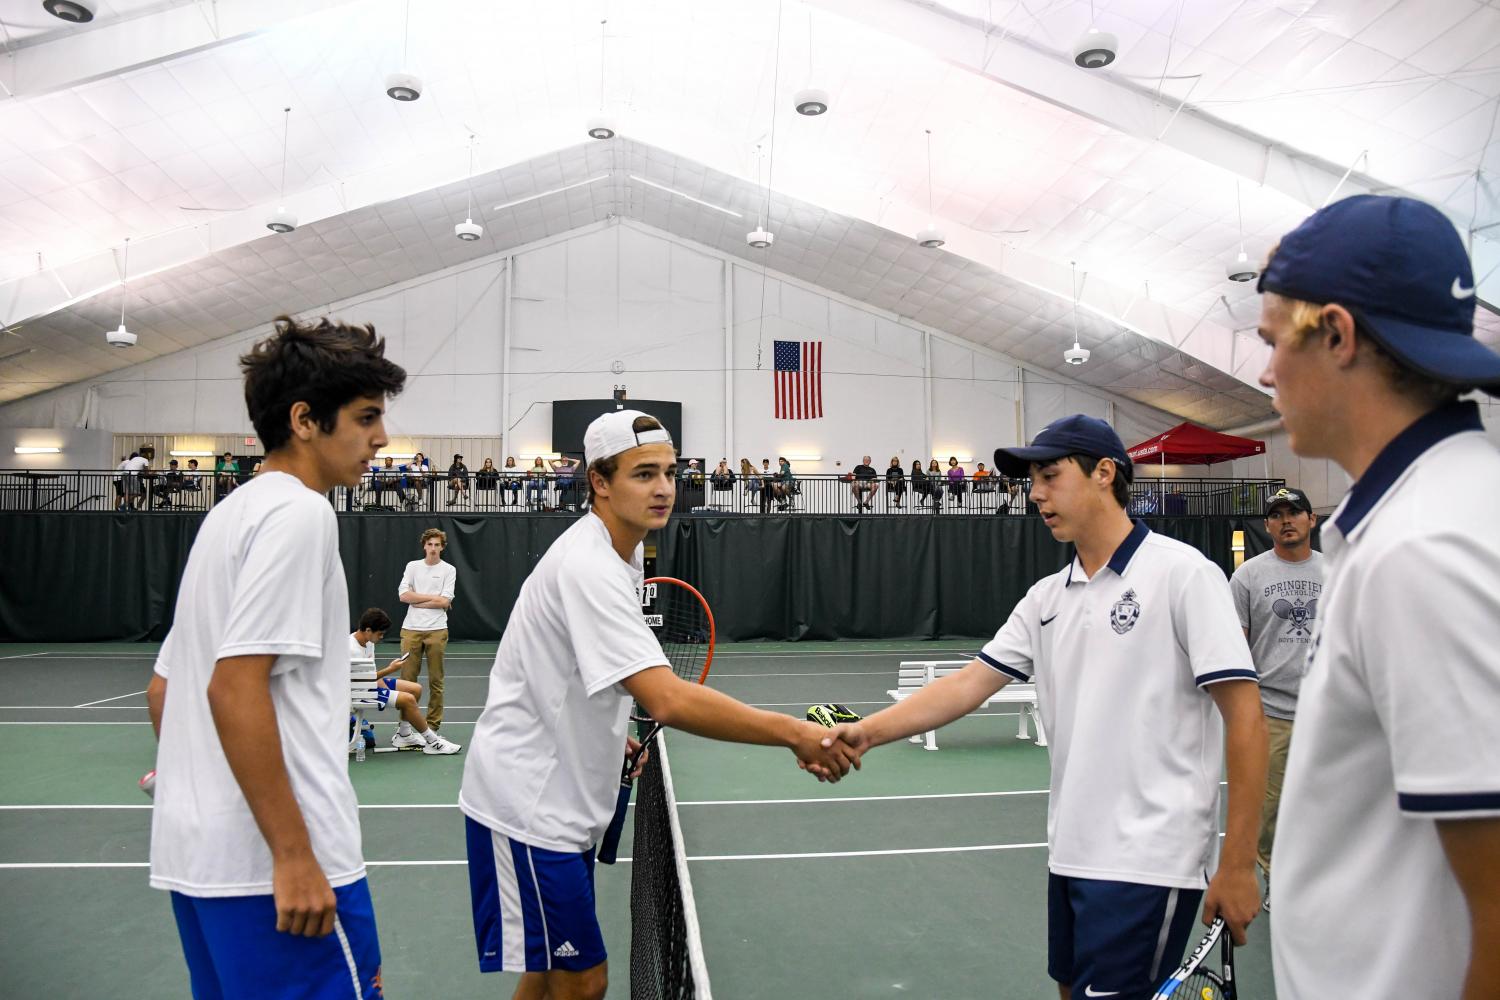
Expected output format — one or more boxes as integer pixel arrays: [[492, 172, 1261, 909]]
[[3, 469, 1287, 518]]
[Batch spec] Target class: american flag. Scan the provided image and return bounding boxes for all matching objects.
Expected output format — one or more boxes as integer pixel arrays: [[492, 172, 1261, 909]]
[[773, 340, 822, 419]]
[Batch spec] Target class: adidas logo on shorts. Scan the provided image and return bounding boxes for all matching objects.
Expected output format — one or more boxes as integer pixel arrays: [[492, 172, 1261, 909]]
[[553, 941, 580, 959]]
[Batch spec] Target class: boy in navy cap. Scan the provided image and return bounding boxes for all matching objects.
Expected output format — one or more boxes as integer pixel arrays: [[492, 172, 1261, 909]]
[[820, 414, 1266, 1000], [1257, 194, 1500, 997]]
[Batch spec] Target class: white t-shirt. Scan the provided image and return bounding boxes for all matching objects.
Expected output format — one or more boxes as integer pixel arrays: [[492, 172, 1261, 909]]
[[1273, 403, 1500, 998], [460, 513, 667, 853], [979, 521, 1256, 889], [149, 472, 364, 897], [399, 558, 456, 631], [349, 632, 374, 661]]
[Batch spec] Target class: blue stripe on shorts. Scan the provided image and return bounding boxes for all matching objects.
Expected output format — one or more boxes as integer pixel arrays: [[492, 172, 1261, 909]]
[[464, 816, 606, 974]]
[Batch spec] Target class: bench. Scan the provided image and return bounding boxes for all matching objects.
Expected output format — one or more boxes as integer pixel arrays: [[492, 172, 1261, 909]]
[[348, 657, 399, 762], [888, 660, 1047, 751]]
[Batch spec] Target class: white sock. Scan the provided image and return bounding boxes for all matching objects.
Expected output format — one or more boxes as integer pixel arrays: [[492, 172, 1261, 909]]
[[418, 728, 437, 744], [397, 721, 413, 736]]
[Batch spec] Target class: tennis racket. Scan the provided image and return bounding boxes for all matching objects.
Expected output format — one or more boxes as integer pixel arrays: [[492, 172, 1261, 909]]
[[596, 576, 715, 864], [1152, 917, 1236, 999]]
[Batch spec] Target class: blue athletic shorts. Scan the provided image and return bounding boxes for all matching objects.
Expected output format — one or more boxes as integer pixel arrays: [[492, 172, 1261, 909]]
[[170, 877, 382, 999], [1047, 872, 1203, 1000], [465, 816, 606, 974]]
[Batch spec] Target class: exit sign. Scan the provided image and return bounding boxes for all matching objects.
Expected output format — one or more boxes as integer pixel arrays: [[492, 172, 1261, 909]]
[[244, 437, 257, 446]]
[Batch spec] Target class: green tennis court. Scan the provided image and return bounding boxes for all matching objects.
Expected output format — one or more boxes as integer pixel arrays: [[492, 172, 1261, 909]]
[[0, 641, 1277, 998]]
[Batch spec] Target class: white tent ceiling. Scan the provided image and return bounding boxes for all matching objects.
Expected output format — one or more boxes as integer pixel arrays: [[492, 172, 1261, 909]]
[[0, 0, 1495, 423]]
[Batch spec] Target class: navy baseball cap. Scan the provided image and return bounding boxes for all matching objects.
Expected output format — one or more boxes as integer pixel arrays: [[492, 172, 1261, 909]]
[[1258, 194, 1500, 392], [993, 414, 1133, 480]]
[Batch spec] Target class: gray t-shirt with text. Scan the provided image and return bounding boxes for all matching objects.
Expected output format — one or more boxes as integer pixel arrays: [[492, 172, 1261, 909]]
[[1230, 549, 1324, 720]]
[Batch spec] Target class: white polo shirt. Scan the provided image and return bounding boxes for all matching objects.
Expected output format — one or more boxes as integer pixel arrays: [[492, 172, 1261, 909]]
[[1272, 401, 1500, 998], [149, 473, 364, 897], [459, 513, 668, 853], [980, 521, 1256, 889]]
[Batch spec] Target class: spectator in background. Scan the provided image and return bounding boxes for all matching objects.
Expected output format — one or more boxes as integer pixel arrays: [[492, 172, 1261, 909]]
[[551, 454, 582, 510], [181, 459, 204, 507], [1165, 485, 1189, 516], [113, 454, 129, 510], [710, 460, 735, 503], [885, 457, 906, 510], [773, 456, 796, 512], [408, 452, 432, 510], [214, 451, 239, 500], [447, 454, 470, 506], [851, 456, 878, 512], [157, 459, 184, 509], [501, 456, 522, 506], [742, 458, 768, 513], [910, 459, 929, 507], [926, 459, 944, 509], [525, 456, 549, 509], [946, 456, 967, 507], [475, 458, 498, 508], [123, 449, 150, 511]]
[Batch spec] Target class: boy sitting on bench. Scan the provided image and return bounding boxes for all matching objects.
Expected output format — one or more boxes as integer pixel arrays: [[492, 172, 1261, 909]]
[[350, 607, 460, 755]]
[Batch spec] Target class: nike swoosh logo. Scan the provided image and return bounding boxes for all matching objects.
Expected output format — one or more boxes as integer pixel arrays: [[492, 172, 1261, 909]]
[[1040, 614, 1058, 627], [1083, 989, 1121, 998], [1452, 277, 1476, 300]]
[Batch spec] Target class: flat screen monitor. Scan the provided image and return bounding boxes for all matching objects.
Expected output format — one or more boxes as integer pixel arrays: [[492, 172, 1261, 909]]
[[550, 399, 683, 457]]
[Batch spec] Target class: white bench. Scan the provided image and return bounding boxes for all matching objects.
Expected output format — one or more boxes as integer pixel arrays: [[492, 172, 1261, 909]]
[[888, 660, 1047, 751], [349, 657, 400, 762]]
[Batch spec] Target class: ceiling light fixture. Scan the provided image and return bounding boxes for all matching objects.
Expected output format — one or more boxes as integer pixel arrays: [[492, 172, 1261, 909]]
[[1064, 260, 1090, 365], [454, 134, 484, 241], [265, 108, 298, 234], [15, 446, 62, 455], [492, 174, 610, 212], [630, 175, 743, 218], [1225, 182, 1258, 282], [385, 0, 423, 101], [746, 144, 773, 247], [1072, 0, 1118, 69], [792, 9, 828, 115], [916, 129, 946, 248], [587, 18, 616, 139], [42, 0, 95, 23], [106, 237, 137, 348]]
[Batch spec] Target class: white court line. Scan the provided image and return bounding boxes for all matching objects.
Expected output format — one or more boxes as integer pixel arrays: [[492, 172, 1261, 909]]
[[29, 649, 977, 661], [74, 689, 147, 708], [0, 652, 47, 661]]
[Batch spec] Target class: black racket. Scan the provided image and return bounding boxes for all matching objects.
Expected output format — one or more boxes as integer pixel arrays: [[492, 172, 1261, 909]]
[[596, 576, 714, 865], [1152, 917, 1236, 999]]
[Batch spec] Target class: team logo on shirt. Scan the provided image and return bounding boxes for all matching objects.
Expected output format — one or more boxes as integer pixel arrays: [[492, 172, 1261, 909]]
[[1272, 597, 1318, 637], [1109, 589, 1141, 634]]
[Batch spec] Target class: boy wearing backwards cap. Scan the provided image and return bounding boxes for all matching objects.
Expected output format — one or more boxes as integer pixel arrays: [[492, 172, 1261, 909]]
[[459, 409, 858, 1000], [820, 414, 1267, 1000], [1256, 194, 1500, 998]]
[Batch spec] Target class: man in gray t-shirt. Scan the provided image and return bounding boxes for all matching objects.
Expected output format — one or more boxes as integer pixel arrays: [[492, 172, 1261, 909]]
[[1230, 486, 1322, 910]]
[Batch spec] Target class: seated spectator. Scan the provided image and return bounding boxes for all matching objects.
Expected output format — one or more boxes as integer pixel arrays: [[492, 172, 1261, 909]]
[[373, 456, 405, 509], [946, 456, 967, 506], [742, 458, 768, 513], [710, 460, 735, 490], [525, 456, 549, 508], [1165, 486, 1188, 516], [180, 459, 204, 504], [550, 455, 582, 509], [885, 457, 906, 510], [927, 459, 944, 508], [475, 458, 498, 508], [773, 456, 797, 511], [910, 459, 929, 505], [1129, 490, 1160, 516], [447, 454, 470, 506], [156, 459, 185, 509], [501, 456, 523, 506], [214, 452, 239, 500], [407, 452, 432, 510], [972, 462, 994, 491], [850, 455, 878, 512]]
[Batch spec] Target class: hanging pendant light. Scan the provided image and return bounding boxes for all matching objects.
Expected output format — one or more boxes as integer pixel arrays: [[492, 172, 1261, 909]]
[[746, 144, 774, 248], [915, 129, 946, 248], [455, 134, 483, 241], [385, 0, 424, 101], [107, 237, 137, 348], [1064, 261, 1090, 365], [587, 18, 616, 139], [1225, 182, 1258, 282], [265, 107, 298, 233]]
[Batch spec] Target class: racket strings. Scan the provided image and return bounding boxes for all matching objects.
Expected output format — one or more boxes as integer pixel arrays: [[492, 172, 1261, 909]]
[[651, 588, 710, 684], [1163, 971, 1226, 1000]]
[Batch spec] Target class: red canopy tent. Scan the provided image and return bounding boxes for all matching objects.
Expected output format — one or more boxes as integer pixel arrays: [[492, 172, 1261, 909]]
[[1127, 422, 1265, 467]]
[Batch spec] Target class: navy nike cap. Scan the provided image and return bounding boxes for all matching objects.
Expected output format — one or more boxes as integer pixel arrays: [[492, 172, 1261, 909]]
[[994, 414, 1133, 481], [1258, 195, 1500, 392]]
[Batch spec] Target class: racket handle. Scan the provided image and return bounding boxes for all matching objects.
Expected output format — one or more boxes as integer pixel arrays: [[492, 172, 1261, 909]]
[[596, 782, 632, 865]]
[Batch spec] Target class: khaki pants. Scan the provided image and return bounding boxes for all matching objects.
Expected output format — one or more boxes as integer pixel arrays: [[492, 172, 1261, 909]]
[[400, 628, 448, 728], [1258, 716, 1294, 875]]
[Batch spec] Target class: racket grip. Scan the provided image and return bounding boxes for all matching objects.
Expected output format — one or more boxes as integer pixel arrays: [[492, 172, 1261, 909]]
[[596, 782, 632, 865]]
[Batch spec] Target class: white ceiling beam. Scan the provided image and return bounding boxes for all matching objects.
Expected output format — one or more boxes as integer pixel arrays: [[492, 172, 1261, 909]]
[[0, 0, 360, 99]]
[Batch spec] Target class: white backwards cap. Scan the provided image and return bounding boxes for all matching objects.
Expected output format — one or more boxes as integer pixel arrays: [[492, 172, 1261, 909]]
[[583, 409, 674, 467]]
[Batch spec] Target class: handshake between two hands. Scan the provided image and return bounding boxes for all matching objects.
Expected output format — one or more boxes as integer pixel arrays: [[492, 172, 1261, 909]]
[[796, 704, 871, 783]]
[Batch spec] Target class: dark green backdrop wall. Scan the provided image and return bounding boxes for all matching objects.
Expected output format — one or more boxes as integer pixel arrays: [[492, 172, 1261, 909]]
[[0, 513, 1237, 643]]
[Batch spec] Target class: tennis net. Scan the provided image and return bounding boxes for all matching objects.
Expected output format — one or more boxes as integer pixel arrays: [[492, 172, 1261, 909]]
[[629, 729, 713, 1000]]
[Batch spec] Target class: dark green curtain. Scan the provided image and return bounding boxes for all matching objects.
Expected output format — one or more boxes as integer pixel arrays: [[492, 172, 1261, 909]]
[[0, 513, 1236, 643]]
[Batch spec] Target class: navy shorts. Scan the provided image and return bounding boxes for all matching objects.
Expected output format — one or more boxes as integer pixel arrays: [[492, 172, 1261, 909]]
[[465, 816, 607, 974], [1047, 873, 1203, 1000], [171, 877, 382, 999]]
